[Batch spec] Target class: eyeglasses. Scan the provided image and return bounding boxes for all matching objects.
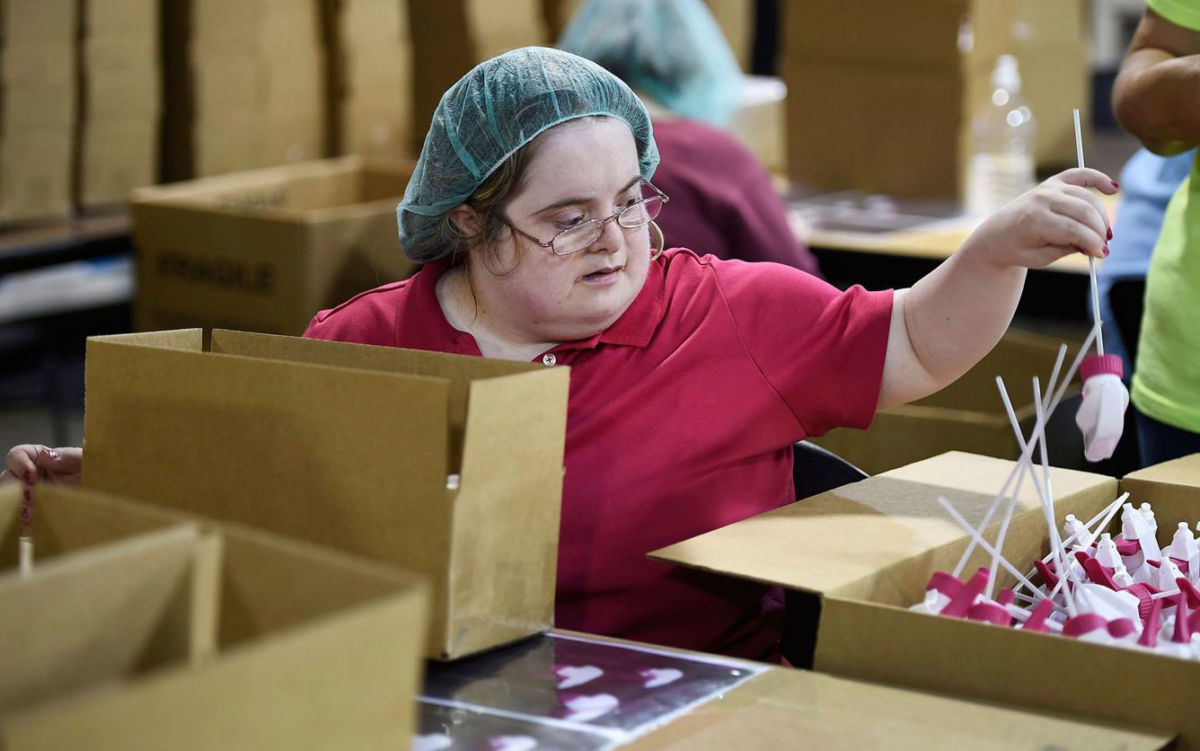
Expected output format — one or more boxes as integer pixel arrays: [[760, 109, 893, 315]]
[[503, 181, 669, 256]]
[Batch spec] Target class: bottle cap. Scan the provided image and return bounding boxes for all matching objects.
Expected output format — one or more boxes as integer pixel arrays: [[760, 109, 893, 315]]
[[1080, 354, 1124, 381]]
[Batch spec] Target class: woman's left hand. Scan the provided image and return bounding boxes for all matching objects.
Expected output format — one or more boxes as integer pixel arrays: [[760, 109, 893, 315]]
[[963, 168, 1119, 270]]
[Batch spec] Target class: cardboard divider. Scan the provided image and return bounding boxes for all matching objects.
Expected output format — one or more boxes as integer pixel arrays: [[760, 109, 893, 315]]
[[0, 525, 214, 715], [652, 451, 1200, 748], [0, 484, 428, 751], [132, 155, 418, 336], [85, 328, 569, 658]]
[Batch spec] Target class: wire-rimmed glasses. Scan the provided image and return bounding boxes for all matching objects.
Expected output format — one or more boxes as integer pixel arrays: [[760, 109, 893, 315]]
[[504, 181, 669, 256]]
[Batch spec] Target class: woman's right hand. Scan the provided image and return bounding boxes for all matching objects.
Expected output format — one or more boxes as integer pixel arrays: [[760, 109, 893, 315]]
[[2, 445, 82, 487]]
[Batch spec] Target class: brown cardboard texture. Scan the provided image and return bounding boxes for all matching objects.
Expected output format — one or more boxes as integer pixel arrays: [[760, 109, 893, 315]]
[[0, 484, 428, 751], [330, 0, 414, 157], [783, 0, 1089, 198], [77, 0, 160, 210], [161, 0, 326, 180], [132, 156, 419, 336], [1, 1, 76, 225], [409, 0, 548, 153], [628, 664, 1171, 751], [84, 328, 569, 659], [652, 451, 1200, 749], [812, 330, 1079, 474]]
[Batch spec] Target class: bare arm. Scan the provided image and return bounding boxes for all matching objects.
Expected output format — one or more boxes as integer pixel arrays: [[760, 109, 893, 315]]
[[1113, 9, 1200, 156], [878, 169, 1117, 408]]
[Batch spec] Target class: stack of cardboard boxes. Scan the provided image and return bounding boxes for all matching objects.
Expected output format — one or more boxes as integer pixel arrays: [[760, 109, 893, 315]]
[[77, 0, 160, 211], [330, 0, 412, 158], [0, 0, 76, 225], [164, 0, 326, 181], [784, 0, 1089, 198]]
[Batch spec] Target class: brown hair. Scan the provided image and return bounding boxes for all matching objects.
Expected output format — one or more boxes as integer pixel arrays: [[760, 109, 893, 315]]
[[431, 146, 534, 275]]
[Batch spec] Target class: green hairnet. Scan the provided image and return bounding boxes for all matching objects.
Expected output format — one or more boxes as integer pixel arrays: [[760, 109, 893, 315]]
[[397, 47, 659, 262], [557, 0, 744, 126]]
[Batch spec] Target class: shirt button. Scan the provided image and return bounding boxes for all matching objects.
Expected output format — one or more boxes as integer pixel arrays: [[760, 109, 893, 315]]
[[542, 353, 557, 367]]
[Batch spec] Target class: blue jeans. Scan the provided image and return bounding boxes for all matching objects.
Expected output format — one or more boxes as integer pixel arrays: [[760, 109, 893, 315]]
[[1135, 408, 1200, 467]]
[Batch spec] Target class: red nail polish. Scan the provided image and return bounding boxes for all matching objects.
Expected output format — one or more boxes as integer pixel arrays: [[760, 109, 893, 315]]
[[1103, 244, 1110, 257], [1107, 228, 1113, 240], [1112, 181, 1120, 189]]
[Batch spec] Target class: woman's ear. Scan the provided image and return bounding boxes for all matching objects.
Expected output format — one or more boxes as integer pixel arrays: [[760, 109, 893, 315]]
[[449, 204, 483, 238]]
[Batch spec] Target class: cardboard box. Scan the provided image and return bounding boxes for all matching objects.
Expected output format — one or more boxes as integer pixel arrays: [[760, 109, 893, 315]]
[[162, 0, 326, 180], [811, 330, 1080, 475], [653, 451, 1200, 749], [84, 328, 569, 659], [782, 0, 1089, 199], [628, 661, 1171, 750], [728, 76, 786, 176], [409, 0, 548, 153], [77, 0, 160, 210], [0, 0, 76, 225], [0, 483, 428, 750], [132, 155, 420, 336], [326, 0, 413, 158]]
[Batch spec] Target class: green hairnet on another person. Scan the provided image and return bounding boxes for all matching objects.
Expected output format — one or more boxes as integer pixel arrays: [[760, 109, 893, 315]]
[[397, 46, 659, 263], [557, 0, 743, 126]]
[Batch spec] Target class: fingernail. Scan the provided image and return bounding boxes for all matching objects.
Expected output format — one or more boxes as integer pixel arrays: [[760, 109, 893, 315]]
[[46, 449, 59, 461], [1111, 181, 1120, 189], [1103, 244, 1110, 257], [1107, 228, 1113, 241]]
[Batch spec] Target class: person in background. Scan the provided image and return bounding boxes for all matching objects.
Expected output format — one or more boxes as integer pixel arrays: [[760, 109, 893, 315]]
[[5, 48, 1115, 660], [557, 0, 820, 275], [1112, 0, 1200, 465], [1096, 148, 1193, 385]]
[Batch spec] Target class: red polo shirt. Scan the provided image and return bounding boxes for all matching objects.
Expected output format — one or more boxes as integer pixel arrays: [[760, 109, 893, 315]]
[[305, 249, 893, 660]]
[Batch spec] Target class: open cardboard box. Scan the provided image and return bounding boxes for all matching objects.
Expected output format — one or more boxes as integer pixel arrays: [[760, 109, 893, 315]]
[[132, 155, 419, 336], [628, 658, 1171, 751], [0, 483, 427, 750], [84, 328, 569, 659], [812, 330, 1081, 474], [653, 451, 1200, 749]]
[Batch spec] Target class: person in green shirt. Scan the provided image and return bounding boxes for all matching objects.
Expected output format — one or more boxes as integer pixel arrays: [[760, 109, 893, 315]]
[[1113, 0, 1200, 465]]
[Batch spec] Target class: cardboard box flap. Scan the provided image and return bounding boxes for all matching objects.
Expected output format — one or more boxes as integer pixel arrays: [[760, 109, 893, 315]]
[[132, 156, 414, 217], [207, 329, 549, 473], [1119, 453, 1200, 540], [0, 483, 191, 567], [651, 452, 1116, 597], [0, 525, 214, 715], [442, 370, 569, 656]]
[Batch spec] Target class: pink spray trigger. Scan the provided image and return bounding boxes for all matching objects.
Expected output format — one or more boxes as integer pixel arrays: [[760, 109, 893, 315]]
[[1035, 559, 1060, 590], [1107, 618, 1139, 640], [1115, 538, 1141, 557], [1138, 598, 1163, 649], [941, 568, 988, 619], [968, 600, 1012, 626], [1082, 556, 1119, 590], [1063, 613, 1109, 639], [927, 571, 965, 599], [1022, 599, 1056, 634], [1176, 577, 1200, 609], [1075, 354, 1128, 463]]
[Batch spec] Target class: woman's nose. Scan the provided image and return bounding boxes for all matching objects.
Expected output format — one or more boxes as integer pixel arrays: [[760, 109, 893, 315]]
[[588, 216, 623, 253]]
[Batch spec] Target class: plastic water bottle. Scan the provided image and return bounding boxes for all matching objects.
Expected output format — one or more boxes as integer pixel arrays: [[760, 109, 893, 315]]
[[965, 54, 1036, 216]]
